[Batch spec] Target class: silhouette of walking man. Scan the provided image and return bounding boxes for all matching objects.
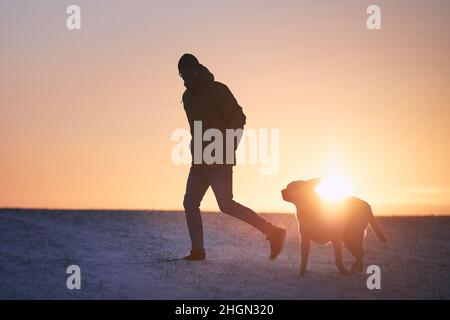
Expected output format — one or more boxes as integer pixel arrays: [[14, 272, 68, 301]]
[[178, 53, 286, 260]]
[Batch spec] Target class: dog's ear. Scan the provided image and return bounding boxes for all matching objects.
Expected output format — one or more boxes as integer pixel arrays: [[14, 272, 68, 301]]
[[287, 180, 304, 189], [307, 177, 323, 188]]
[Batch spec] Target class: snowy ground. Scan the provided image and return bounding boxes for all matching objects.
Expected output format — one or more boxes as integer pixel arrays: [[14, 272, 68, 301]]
[[0, 209, 449, 299]]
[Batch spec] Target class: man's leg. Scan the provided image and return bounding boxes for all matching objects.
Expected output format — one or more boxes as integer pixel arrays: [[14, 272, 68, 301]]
[[207, 166, 274, 236], [183, 167, 210, 252]]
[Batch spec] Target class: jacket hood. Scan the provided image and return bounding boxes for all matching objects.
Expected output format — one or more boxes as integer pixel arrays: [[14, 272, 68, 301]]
[[185, 64, 214, 89], [181, 64, 214, 103]]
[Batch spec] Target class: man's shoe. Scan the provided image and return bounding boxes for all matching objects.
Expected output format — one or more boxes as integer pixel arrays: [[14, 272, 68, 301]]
[[266, 226, 287, 260], [183, 249, 206, 261]]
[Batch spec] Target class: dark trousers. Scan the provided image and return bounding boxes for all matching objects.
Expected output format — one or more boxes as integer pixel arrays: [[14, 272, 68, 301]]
[[183, 165, 273, 251]]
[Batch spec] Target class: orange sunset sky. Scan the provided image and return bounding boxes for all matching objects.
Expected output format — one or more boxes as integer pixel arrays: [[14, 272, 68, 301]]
[[1, 0, 449, 215]]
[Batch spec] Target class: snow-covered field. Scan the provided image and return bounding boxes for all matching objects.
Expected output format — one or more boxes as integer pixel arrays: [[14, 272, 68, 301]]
[[0, 209, 449, 299]]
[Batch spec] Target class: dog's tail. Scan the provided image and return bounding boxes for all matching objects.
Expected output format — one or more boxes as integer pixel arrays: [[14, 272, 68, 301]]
[[368, 208, 387, 242]]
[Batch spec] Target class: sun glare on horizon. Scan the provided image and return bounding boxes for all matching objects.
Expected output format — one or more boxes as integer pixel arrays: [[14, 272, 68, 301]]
[[315, 175, 352, 201]]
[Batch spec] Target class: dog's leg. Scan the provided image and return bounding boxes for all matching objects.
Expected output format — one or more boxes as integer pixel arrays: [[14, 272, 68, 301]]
[[350, 232, 364, 273], [332, 240, 349, 276], [344, 232, 362, 273], [299, 238, 310, 277]]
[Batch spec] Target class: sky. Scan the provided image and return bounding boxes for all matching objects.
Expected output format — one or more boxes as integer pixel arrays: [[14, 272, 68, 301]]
[[1, 0, 449, 215]]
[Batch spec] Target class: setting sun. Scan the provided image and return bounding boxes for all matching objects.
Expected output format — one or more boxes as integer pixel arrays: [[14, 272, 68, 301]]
[[315, 175, 351, 201]]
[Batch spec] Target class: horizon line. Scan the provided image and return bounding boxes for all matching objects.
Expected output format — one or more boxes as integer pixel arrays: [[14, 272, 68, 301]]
[[0, 207, 449, 218]]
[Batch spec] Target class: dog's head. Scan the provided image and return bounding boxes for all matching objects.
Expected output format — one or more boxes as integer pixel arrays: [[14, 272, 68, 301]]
[[281, 178, 323, 208]]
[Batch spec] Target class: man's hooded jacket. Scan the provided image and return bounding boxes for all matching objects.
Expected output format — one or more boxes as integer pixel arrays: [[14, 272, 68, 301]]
[[182, 64, 246, 169]]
